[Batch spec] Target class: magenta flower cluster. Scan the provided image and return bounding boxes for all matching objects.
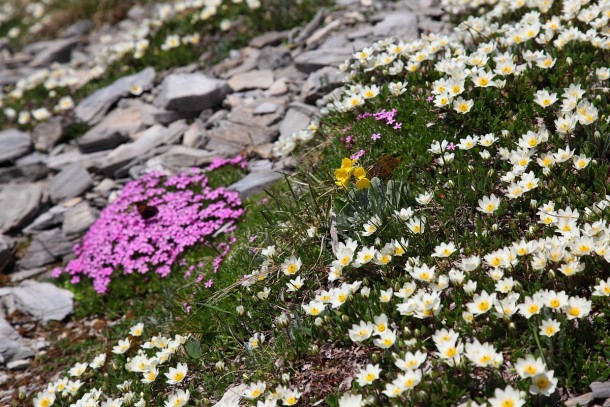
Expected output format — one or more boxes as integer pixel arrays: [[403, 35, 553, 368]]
[[52, 168, 243, 293]]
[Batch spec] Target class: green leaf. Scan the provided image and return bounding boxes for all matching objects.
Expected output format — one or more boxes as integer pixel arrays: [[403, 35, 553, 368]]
[[185, 339, 202, 360]]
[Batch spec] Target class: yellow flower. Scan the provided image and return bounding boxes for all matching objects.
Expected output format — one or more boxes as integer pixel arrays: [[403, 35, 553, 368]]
[[340, 158, 354, 170], [352, 166, 366, 180], [356, 177, 371, 189]]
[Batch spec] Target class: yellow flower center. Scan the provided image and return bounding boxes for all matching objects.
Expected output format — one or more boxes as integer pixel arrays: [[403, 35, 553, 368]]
[[568, 307, 580, 317], [477, 300, 490, 311], [445, 347, 457, 357]]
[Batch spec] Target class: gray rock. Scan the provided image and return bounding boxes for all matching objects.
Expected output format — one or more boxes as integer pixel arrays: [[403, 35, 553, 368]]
[[17, 228, 73, 269], [228, 170, 283, 199], [6, 359, 31, 370], [48, 163, 93, 203], [100, 121, 188, 176], [248, 160, 273, 172], [294, 48, 353, 74], [10, 152, 50, 183], [154, 72, 229, 112], [206, 121, 278, 156], [591, 382, 610, 399], [564, 392, 594, 407], [32, 117, 64, 152], [62, 202, 98, 236], [11, 280, 74, 323], [254, 102, 280, 115], [249, 31, 289, 48], [0, 163, 49, 184], [140, 103, 194, 126], [0, 235, 14, 273], [27, 37, 81, 68], [23, 205, 66, 233], [0, 316, 34, 363], [279, 108, 311, 139], [0, 129, 31, 163], [0, 183, 43, 233], [228, 70, 274, 91], [93, 178, 116, 196], [183, 120, 207, 148], [146, 146, 216, 170], [60, 20, 93, 38], [45, 149, 107, 171], [256, 47, 291, 71], [77, 103, 147, 152], [302, 66, 347, 103], [9, 268, 47, 283], [75, 67, 155, 125], [372, 11, 419, 39], [267, 78, 289, 96]]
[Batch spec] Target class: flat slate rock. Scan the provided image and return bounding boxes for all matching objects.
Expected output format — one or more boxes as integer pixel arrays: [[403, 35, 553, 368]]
[[62, 202, 98, 236], [228, 69, 274, 91], [32, 117, 64, 152], [294, 48, 353, 74], [591, 382, 610, 399], [228, 170, 283, 199], [11, 280, 74, 324], [17, 228, 73, 269], [154, 72, 229, 112], [76, 102, 147, 152], [0, 317, 34, 364], [146, 146, 216, 169], [75, 67, 155, 125], [48, 162, 93, 203], [302, 66, 347, 103], [0, 129, 31, 164], [372, 11, 419, 39], [279, 108, 311, 139], [28, 37, 80, 68], [0, 183, 43, 233], [100, 121, 188, 176], [249, 31, 289, 48]]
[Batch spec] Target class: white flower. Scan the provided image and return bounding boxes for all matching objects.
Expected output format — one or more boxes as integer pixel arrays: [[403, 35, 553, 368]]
[[355, 364, 381, 386], [112, 338, 131, 354], [165, 362, 188, 384], [129, 323, 144, 337], [164, 389, 190, 407]]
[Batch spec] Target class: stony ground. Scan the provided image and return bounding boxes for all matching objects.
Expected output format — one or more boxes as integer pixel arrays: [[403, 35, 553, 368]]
[[0, 0, 450, 403]]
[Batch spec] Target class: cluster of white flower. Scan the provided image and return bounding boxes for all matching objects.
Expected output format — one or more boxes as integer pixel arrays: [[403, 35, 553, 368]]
[[1, 0, 264, 127], [33, 323, 192, 407]]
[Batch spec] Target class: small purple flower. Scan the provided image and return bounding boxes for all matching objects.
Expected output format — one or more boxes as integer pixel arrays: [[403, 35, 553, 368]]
[[53, 165, 244, 294], [426, 95, 434, 102], [371, 133, 381, 141], [446, 143, 456, 151], [350, 149, 366, 160], [204, 279, 213, 288]]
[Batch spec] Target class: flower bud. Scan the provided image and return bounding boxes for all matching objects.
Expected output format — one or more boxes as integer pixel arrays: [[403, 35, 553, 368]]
[[491, 223, 499, 232], [566, 57, 573, 65], [530, 199, 538, 209], [487, 169, 495, 178], [342, 314, 350, 322], [315, 317, 323, 326]]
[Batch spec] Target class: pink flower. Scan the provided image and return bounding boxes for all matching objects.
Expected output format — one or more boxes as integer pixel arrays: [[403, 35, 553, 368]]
[[371, 133, 381, 141], [204, 279, 213, 288]]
